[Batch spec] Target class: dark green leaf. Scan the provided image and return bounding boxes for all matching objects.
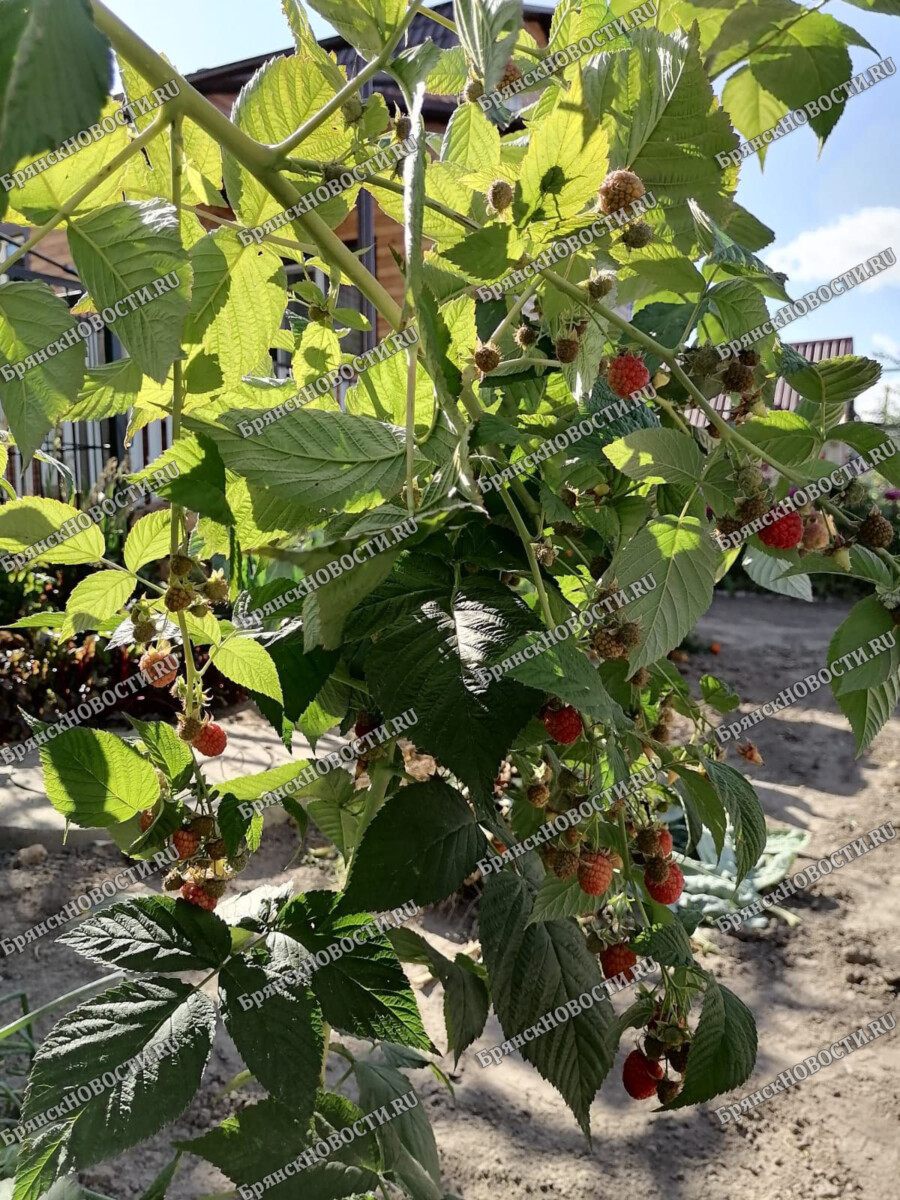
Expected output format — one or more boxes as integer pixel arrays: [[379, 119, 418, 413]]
[[702, 759, 766, 882], [666, 976, 757, 1109], [278, 890, 432, 1051], [59, 896, 232, 972], [0, 0, 110, 179], [15, 978, 215, 1200], [342, 780, 487, 911], [480, 872, 616, 1136], [218, 954, 324, 1121]]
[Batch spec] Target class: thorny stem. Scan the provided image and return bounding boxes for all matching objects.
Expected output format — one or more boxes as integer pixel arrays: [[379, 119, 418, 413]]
[[0, 110, 170, 273]]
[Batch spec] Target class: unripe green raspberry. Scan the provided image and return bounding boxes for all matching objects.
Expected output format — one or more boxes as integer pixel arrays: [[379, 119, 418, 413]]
[[202, 574, 229, 605], [169, 554, 195, 578], [621, 220, 653, 249], [132, 618, 157, 644], [341, 96, 363, 124]]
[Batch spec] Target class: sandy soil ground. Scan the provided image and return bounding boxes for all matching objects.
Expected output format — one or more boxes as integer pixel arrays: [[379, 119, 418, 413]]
[[1, 593, 898, 1200]]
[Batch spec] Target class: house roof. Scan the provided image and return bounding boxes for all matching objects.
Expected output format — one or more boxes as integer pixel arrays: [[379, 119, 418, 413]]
[[186, 2, 554, 115]]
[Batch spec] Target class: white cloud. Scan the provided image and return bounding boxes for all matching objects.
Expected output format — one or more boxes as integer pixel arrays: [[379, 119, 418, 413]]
[[768, 208, 900, 291], [871, 332, 900, 361]]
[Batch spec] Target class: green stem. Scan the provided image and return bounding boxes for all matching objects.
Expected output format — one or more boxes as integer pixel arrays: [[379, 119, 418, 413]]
[[490, 279, 538, 344], [269, 3, 424, 161], [1, 110, 170, 272], [184, 203, 316, 255], [499, 486, 554, 627], [319, 1022, 331, 1086], [93, 3, 402, 332], [617, 807, 650, 927], [405, 347, 417, 516], [0, 974, 125, 1042], [99, 557, 166, 597], [91, 2, 270, 170], [283, 161, 479, 232]]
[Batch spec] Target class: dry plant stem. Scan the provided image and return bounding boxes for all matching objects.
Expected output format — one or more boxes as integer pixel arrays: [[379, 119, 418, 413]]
[[0, 109, 170, 272], [269, 2, 424, 161]]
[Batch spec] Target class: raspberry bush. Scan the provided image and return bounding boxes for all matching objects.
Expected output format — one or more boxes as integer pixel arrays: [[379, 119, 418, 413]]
[[1, 1, 899, 1195]]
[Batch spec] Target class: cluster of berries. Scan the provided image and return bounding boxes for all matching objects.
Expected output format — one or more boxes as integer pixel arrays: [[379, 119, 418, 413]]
[[623, 1005, 692, 1102], [543, 843, 619, 899], [175, 713, 228, 757], [717, 462, 894, 555], [632, 824, 684, 904], [462, 60, 522, 105], [590, 614, 641, 661], [131, 559, 228, 646], [141, 812, 246, 911], [160, 554, 229, 621], [684, 344, 762, 407]]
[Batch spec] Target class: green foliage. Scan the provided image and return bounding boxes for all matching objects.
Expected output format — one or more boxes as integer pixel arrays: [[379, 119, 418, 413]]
[[3, 0, 899, 1193]]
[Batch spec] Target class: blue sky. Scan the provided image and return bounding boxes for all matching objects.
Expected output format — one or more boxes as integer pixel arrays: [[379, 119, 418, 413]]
[[107, 0, 900, 419]]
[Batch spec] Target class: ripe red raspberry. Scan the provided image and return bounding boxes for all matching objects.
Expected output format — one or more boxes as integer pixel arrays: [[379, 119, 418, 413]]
[[758, 510, 803, 550], [173, 828, 200, 860], [622, 1049, 664, 1100], [139, 810, 154, 833], [192, 722, 227, 757], [541, 705, 582, 744], [657, 828, 673, 856], [645, 861, 684, 905], [577, 850, 613, 897], [180, 882, 217, 910], [600, 943, 638, 980], [607, 352, 650, 399]]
